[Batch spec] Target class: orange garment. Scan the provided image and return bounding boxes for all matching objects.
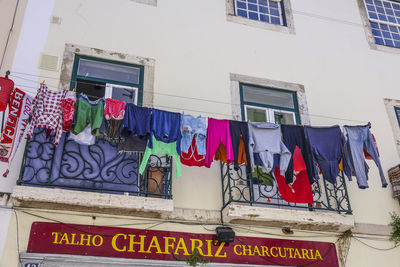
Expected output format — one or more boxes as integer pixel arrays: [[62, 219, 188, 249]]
[[215, 137, 247, 165]]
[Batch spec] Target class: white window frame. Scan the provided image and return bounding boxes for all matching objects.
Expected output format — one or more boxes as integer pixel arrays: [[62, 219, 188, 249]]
[[244, 104, 297, 124], [357, 0, 400, 53], [225, 0, 295, 34], [233, 0, 284, 26], [105, 83, 138, 105]]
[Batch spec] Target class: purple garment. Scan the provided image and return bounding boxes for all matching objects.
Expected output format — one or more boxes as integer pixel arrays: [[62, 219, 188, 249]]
[[304, 125, 344, 184], [149, 109, 182, 154]]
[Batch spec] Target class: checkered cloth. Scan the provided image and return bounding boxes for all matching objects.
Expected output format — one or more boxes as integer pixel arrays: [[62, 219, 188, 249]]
[[26, 84, 66, 146]]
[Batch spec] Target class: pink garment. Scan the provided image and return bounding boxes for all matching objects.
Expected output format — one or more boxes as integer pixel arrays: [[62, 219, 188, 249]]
[[205, 118, 234, 168], [62, 90, 76, 132], [104, 98, 125, 120], [26, 84, 65, 146]]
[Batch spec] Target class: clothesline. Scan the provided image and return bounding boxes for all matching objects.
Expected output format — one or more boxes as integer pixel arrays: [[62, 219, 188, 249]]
[[9, 72, 369, 124]]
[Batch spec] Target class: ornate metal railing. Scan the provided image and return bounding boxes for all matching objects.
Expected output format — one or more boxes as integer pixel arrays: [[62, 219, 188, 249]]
[[18, 129, 173, 199], [220, 162, 352, 214]]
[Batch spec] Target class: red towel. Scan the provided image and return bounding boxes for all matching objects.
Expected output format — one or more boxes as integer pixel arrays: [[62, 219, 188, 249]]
[[274, 146, 313, 204]]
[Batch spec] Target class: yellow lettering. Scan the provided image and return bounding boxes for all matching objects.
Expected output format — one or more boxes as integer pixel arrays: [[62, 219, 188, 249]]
[[112, 233, 127, 252], [242, 245, 253, 256], [79, 234, 92, 246], [253, 245, 262, 256], [309, 249, 314, 259], [145, 236, 163, 254], [204, 239, 214, 257], [302, 248, 311, 259], [60, 233, 71, 245], [174, 238, 190, 255], [270, 247, 279, 257], [315, 249, 323, 260], [278, 247, 287, 258], [128, 235, 146, 253], [190, 239, 205, 256], [214, 242, 227, 258], [69, 233, 80, 245], [234, 244, 242, 255], [92, 235, 103, 247], [51, 232, 61, 244], [163, 237, 176, 254], [261, 246, 270, 257], [287, 247, 295, 258], [294, 248, 303, 259]]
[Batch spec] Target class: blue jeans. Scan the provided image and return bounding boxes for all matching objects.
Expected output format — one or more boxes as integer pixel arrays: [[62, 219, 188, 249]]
[[343, 124, 387, 189], [180, 114, 206, 155]]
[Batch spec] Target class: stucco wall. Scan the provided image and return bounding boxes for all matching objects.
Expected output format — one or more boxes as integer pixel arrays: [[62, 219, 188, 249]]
[[1, 0, 400, 266]]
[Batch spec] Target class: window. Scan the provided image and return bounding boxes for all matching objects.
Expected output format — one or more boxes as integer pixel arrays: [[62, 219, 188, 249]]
[[234, 0, 285, 25], [226, 0, 295, 33], [240, 83, 300, 124], [363, 0, 400, 48], [70, 55, 144, 105], [395, 106, 400, 127]]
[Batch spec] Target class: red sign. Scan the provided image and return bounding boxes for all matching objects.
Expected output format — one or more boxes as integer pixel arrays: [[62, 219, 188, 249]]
[[27, 222, 339, 266]]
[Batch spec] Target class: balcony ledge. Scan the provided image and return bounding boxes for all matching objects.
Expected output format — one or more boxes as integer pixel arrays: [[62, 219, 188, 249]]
[[222, 203, 355, 232], [12, 185, 173, 218]]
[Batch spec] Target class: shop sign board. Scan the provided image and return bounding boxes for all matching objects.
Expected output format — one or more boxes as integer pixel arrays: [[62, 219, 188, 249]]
[[27, 222, 339, 267]]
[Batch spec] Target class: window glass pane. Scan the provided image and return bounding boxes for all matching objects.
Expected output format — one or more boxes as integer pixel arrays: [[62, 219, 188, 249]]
[[396, 107, 400, 126], [111, 86, 137, 104], [274, 110, 295, 125], [77, 59, 140, 84], [76, 79, 105, 101], [242, 85, 295, 109], [246, 107, 267, 122]]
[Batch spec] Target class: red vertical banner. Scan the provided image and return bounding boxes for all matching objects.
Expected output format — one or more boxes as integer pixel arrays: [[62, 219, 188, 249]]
[[0, 88, 33, 163]]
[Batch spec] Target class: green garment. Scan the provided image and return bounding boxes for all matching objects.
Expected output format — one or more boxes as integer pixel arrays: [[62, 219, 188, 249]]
[[72, 96, 104, 136], [139, 136, 182, 177]]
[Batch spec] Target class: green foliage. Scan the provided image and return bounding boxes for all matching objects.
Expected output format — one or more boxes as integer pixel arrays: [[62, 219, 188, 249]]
[[173, 248, 211, 267], [389, 212, 400, 245]]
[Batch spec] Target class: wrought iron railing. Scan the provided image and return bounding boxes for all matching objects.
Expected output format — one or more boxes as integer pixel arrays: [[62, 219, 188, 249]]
[[220, 162, 352, 214], [18, 129, 173, 199]]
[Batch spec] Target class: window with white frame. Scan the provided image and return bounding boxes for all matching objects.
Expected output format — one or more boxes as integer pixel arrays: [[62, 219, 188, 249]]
[[363, 0, 400, 48], [240, 83, 300, 125], [234, 0, 286, 26], [395, 106, 400, 127], [71, 56, 143, 104]]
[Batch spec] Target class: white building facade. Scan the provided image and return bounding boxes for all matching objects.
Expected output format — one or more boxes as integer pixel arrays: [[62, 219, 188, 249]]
[[1, 0, 400, 266]]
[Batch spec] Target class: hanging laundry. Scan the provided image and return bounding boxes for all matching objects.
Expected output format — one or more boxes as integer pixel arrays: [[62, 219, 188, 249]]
[[215, 136, 248, 166], [363, 133, 380, 159], [118, 104, 152, 153], [0, 88, 33, 165], [104, 98, 126, 120], [69, 125, 95, 146], [26, 84, 66, 146], [248, 122, 291, 175], [139, 136, 182, 177], [71, 94, 104, 137], [180, 114, 206, 155], [180, 113, 206, 167], [0, 77, 14, 111], [180, 136, 205, 167], [281, 125, 316, 184], [273, 146, 314, 204], [101, 98, 126, 143], [61, 91, 76, 132], [343, 124, 387, 189], [149, 109, 182, 154], [229, 121, 251, 173], [205, 118, 234, 168], [304, 125, 344, 184]]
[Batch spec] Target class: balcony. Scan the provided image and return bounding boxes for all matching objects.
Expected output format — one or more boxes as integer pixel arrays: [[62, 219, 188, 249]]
[[13, 129, 174, 217], [220, 162, 355, 232]]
